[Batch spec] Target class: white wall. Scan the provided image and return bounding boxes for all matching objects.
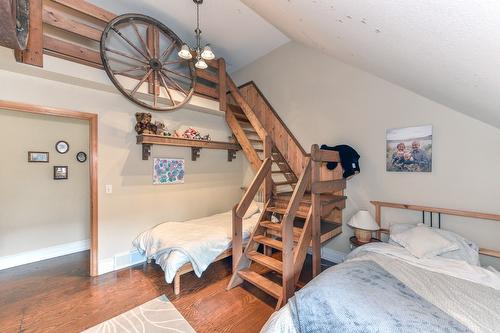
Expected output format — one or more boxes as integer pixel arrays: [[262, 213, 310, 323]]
[[234, 42, 500, 268], [0, 110, 89, 256], [0, 48, 244, 272]]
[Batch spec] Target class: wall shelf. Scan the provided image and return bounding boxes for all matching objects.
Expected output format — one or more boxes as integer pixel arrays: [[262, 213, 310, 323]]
[[136, 134, 241, 161]]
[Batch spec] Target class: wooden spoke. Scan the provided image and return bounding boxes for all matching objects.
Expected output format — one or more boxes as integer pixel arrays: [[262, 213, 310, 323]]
[[105, 48, 149, 65], [131, 68, 153, 96], [153, 71, 158, 107], [113, 65, 148, 76], [160, 70, 188, 96], [162, 67, 192, 80], [160, 42, 175, 60], [111, 27, 150, 61], [163, 59, 184, 66], [158, 71, 176, 105], [130, 21, 152, 59]]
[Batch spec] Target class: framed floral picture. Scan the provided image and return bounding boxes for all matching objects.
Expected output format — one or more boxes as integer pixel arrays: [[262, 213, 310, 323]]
[[153, 158, 185, 184]]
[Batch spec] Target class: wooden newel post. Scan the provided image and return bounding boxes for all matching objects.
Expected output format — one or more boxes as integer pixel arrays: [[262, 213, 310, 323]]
[[310, 145, 322, 277], [218, 58, 227, 112], [232, 204, 242, 273]]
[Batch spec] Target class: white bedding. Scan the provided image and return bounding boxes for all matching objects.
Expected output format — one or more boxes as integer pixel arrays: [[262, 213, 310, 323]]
[[133, 210, 260, 283], [262, 243, 500, 333]]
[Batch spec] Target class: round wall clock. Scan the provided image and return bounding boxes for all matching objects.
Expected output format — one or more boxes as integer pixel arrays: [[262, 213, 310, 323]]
[[55, 140, 69, 154], [76, 152, 87, 163]]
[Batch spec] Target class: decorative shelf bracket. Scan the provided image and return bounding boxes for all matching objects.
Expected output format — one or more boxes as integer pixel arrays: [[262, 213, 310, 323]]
[[142, 144, 152, 160], [191, 147, 201, 161], [228, 149, 237, 162]]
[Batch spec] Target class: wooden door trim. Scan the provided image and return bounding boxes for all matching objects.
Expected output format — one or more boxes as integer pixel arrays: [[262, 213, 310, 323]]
[[0, 100, 99, 276]]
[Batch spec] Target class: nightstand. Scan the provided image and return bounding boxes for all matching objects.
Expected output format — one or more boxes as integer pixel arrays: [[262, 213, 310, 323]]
[[349, 236, 381, 250]]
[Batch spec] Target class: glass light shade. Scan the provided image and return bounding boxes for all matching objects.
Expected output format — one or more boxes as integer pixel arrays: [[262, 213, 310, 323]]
[[201, 45, 215, 60], [195, 58, 208, 69], [178, 44, 192, 60], [347, 210, 379, 231]]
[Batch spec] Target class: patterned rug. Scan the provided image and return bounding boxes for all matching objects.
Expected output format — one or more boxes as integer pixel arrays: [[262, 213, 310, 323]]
[[82, 295, 196, 333]]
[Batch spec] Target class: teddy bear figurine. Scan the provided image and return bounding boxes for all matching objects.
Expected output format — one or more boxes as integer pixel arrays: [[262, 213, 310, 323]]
[[134, 112, 157, 135]]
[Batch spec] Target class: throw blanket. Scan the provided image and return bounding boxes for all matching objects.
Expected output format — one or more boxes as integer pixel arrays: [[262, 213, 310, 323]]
[[263, 245, 500, 333], [134, 221, 230, 279]]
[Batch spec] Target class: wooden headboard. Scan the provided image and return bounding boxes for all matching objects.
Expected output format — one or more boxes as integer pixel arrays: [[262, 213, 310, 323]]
[[371, 201, 500, 259]]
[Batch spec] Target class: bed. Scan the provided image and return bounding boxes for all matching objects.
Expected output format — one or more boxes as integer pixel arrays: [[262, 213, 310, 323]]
[[133, 202, 262, 295], [261, 202, 500, 333]]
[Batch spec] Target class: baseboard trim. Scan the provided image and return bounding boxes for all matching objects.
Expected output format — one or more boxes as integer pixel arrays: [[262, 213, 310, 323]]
[[0, 239, 90, 270], [98, 249, 146, 275]]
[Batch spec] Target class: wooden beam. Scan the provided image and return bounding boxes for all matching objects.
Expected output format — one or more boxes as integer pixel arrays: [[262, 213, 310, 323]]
[[43, 34, 102, 65], [194, 83, 219, 99], [196, 69, 219, 83], [15, 0, 43, 67], [52, 0, 116, 23], [281, 158, 311, 304], [225, 107, 262, 171], [218, 58, 227, 111], [311, 144, 340, 162], [311, 157, 321, 277], [43, 5, 103, 41], [236, 157, 272, 218], [231, 206, 242, 273], [311, 179, 346, 194]]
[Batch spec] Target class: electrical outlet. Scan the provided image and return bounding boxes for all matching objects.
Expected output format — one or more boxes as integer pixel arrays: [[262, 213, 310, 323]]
[[105, 184, 113, 194]]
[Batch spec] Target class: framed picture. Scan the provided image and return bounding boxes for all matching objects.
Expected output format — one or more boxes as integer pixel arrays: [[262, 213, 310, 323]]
[[386, 125, 432, 172], [153, 158, 185, 185], [28, 151, 49, 163], [76, 151, 87, 163], [54, 166, 68, 180], [55, 140, 70, 154]]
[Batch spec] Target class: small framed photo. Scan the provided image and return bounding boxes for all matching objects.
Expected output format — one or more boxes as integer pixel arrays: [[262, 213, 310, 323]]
[[55, 140, 70, 154], [28, 151, 49, 163], [53, 166, 68, 180], [76, 151, 87, 163]]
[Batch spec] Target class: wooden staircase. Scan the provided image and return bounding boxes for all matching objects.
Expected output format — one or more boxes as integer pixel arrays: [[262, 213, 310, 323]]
[[223, 76, 350, 310]]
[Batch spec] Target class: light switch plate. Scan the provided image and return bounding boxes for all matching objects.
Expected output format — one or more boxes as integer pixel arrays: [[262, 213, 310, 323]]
[[105, 184, 113, 194]]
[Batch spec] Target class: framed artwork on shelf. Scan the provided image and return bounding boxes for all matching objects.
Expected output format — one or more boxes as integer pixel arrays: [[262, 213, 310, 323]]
[[28, 151, 49, 163], [386, 125, 432, 172], [153, 158, 185, 185], [53, 166, 68, 180]]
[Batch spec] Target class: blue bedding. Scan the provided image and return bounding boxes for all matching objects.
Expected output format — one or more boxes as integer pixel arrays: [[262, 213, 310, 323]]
[[288, 260, 471, 333]]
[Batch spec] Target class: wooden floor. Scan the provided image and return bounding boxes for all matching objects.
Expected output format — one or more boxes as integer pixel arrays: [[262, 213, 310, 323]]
[[0, 250, 334, 333]]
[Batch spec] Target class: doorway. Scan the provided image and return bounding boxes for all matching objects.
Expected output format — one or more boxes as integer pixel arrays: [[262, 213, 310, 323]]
[[0, 100, 98, 276]]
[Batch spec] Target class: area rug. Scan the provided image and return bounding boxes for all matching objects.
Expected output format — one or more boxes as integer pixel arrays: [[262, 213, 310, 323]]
[[82, 295, 196, 333]]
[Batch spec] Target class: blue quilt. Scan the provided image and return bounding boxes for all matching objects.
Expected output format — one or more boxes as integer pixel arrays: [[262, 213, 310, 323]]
[[288, 260, 471, 333]]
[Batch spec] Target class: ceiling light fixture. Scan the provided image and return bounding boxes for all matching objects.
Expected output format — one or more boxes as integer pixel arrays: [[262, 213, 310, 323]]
[[178, 0, 215, 69]]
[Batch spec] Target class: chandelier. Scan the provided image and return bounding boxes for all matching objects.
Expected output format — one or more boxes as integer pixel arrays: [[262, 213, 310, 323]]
[[178, 0, 215, 69]]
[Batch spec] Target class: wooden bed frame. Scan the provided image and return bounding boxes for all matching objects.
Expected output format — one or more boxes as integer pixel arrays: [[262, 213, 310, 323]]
[[371, 201, 500, 259], [171, 247, 234, 295]]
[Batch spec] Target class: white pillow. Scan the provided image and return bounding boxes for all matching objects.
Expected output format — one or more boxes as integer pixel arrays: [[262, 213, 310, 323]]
[[243, 201, 260, 219], [390, 224, 459, 258]]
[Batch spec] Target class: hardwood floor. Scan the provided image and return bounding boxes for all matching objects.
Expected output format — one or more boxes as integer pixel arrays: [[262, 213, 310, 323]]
[[0, 251, 333, 333]]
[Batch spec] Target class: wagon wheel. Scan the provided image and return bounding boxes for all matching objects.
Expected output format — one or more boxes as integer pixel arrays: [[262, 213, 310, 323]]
[[0, 0, 29, 50], [100, 14, 196, 111]]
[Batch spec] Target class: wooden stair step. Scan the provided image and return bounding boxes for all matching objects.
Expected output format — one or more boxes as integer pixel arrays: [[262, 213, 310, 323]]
[[260, 221, 303, 240], [274, 180, 296, 186], [233, 113, 248, 120], [272, 170, 292, 174], [266, 206, 308, 219], [249, 139, 262, 143], [237, 269, 282, 299], [243, 129, 257, 134], [253, 235, 283, 251], [247, 251, 283, 274]]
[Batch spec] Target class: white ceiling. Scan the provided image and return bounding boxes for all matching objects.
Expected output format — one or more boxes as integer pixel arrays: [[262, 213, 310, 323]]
[[88, 0, 289, 72], [242, 0, 500, 129]]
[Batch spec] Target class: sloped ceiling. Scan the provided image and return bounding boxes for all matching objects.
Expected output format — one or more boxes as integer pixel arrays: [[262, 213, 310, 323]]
[[88, 0, 289, 72], [242, 0, 500, 129]]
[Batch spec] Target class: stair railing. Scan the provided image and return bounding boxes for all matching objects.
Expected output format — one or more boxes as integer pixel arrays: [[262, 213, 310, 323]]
[[310, 144, 345, 276], [280, 157, 311, 305], [231, 157, 273, 272]]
